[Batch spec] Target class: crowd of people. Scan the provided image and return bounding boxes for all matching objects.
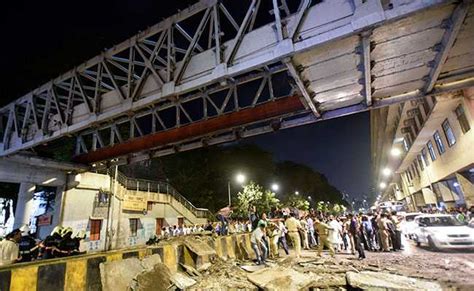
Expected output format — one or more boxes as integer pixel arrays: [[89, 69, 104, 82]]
[[213, 206, 424, 265], [3, 204, 473, 267], [0, 225, 86, 266]]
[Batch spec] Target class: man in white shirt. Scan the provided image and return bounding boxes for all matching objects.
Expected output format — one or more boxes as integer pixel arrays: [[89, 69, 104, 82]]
[[250, 222, 267, 264], [0, 229, 22, 266], [307, 216, 317, 247]]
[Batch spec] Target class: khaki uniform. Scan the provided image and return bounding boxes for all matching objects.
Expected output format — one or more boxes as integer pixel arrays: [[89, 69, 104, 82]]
[[285, 217, 301, 258], [299, 219, 309, 249], [377, 217, 390, 251], [316, 222, 335, 257]]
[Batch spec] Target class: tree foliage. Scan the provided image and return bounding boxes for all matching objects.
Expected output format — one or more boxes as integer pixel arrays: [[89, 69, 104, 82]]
[[234, 182, 280, 217], [284, 195, 310, 211], [120, 144, 345, 212]]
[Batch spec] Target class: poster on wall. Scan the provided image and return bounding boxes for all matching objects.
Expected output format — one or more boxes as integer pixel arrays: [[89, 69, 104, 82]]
[[37, 214, 53, 226], [123, 194, 147, 211]]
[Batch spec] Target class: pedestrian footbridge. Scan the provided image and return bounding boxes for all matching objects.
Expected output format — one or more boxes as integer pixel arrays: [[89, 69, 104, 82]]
[[1, 0, 473, 166]]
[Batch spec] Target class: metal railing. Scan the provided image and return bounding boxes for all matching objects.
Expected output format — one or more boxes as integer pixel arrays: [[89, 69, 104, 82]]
[[110, 169, 211, 219]]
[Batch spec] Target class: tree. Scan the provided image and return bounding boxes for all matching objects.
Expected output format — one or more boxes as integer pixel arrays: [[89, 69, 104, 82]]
[[258, 189, 280, 215], [234, 182, 263, 217], [284, 195, 310, 211], [234, 182, 280, 217]]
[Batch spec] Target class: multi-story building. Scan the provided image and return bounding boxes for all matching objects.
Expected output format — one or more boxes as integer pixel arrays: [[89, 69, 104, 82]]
[[372, 88, 474, 212], [0, 155, 209, 251]]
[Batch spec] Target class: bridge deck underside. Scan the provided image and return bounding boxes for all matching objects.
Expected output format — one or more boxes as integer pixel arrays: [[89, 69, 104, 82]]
[[1, 0, 473, 166]]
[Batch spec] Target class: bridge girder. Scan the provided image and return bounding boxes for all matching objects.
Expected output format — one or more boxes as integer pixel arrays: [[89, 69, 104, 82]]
[[1, 0, 474, 164]]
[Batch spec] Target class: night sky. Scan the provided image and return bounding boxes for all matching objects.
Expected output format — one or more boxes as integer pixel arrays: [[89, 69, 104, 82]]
[[1, 0, 371, 200], [243, 112, 372, 200]]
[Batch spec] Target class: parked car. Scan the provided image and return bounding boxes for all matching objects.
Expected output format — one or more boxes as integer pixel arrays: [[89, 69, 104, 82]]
[[400, 212, 423, 239], [413, 214, 474, 250]]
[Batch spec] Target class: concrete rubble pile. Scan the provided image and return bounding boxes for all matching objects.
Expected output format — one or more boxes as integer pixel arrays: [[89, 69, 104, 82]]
[[99, 236, 446, 290]]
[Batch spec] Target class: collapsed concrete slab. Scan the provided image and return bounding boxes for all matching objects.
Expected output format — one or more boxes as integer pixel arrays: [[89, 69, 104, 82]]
[[247, 266, 321, 290], [141, 254, 162, 271], [131, 263, 172, 291], [170, 272, 197, 289], [100, 257, 144, 291], [346, 271, 443, 290], [184, 238, 216, 257]]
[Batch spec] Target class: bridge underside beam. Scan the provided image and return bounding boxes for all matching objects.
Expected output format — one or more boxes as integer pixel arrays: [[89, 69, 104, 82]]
[[74, 94, 305, 164]]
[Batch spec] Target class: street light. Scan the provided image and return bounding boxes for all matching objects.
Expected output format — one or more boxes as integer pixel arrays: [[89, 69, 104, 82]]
[[379, 182, 387, 189], [295, 191, 299, 195], [236, 173, 246, 184], [271, 183, 279, 192], [228, 173, 246, 206], [382, 168, 391, 177]]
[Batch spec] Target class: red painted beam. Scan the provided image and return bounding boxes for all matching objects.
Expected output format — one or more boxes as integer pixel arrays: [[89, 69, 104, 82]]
[[74, 94, 304, 164]]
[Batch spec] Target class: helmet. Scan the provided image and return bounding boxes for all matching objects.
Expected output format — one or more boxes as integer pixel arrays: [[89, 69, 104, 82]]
[[73, 230, 86, 239], [19, 224, 30, 234], [61, 227, 73, 237], [51, 226, 63, 236]]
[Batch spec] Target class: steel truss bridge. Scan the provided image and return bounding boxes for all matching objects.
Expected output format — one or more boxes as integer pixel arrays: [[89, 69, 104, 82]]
[[1, 0, 473, 167]]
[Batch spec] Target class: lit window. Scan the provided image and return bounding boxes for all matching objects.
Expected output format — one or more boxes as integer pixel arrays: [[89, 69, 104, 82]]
[[90, 219, 102, 241], [433, 131, 445, 155], [427, 141, 436, 161], [442, 119, 456, 147], [130, 218, 139, 237], [455, 105, 471, 134], [421, 148, 430, 167]]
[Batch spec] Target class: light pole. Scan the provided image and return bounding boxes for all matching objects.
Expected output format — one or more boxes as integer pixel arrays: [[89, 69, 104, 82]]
[[228, 173, 246, 206]]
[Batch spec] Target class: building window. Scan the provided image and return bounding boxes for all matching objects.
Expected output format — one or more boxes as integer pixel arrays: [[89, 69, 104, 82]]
[[403, 136, 410, 151], [442, 119, 456, 147], [421, 148, 429, 167], [433, 131, 445, 155], [417, 155, 424, 171], [421, 98, 431, 116], [413, 163, 420, 178], [129, 218, 139, 237], [427, 141, 436, 161], [90, 219, 102, 241], [455, 104, 471, 134]]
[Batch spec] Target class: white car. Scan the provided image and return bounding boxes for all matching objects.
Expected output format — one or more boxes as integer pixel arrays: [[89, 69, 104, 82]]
[[400, 212, 423, 239], [413, 214, 474, 250]]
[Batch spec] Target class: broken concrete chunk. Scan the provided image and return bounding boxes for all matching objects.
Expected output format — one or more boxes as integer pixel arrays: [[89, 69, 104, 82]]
[[346, 271, 443, 290], [100, 257, 144, 291], [180, 263, 202, 277], [170, 272, 197, 289], [141, 254, 162, 271], [184, 239, 216, 256], [248, 266, 321, 290], [131, 263, 172, 291]]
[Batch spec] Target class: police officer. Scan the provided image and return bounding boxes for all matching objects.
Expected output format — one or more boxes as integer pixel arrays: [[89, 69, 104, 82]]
[[315, 218, 335, 258], [285, 212, 302, 258], [18, 225, 38, 262]]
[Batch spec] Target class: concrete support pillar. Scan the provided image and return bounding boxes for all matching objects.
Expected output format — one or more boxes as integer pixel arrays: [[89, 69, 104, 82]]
[[13, 182, 35, 229]]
